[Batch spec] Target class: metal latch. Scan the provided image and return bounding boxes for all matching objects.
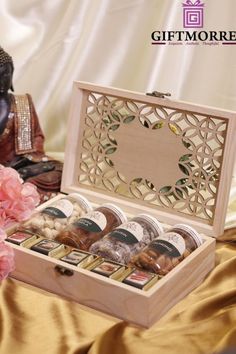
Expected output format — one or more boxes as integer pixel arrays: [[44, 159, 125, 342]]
[[55, 265, 74, 276], [146, 91, 171, 99]]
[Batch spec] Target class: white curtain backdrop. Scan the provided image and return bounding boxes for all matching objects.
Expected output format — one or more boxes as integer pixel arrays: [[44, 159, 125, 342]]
[[1, 0, 236, 227]]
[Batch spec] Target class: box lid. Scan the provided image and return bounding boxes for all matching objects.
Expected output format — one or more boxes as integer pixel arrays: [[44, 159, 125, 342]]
[[61, 81, 236, 237]]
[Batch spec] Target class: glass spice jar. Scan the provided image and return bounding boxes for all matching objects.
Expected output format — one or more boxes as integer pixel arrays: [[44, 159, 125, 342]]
[[129, 223, 203, 275], [89, 214, 163, 264], [55, 203, 127, 251]]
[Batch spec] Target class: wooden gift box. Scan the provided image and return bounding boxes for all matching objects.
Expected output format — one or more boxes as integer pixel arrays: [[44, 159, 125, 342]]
[[7, 81, 236, 328]]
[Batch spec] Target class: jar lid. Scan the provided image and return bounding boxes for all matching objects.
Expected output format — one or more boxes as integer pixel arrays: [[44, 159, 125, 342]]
[[137, 214, 164, 236], [102, 203, 127, 224], [173, 224, 203, 247], [68, 193, 93, 212]]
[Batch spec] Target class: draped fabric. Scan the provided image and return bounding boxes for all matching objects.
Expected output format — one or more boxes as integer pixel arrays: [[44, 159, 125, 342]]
[[1, 1, 236, 353]]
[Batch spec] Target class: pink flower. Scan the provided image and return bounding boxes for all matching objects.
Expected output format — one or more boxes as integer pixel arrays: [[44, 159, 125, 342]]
[[0, 165, 40, 281], [0, 165, 40, 227], [0, 166, 22, 200], [0, 228, 6, 242], [0, 165, 40, 280], [0, 242, 15, 280]]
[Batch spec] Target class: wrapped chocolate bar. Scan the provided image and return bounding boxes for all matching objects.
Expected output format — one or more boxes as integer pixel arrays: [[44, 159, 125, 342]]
[[89, 214, 163, 264], [6, 230, 43, 248], [90, 259, 134, 280], [59, 249, 101, 269], [22, 193, 92, 239], [31, 239, 66, 257], [55, 203, 127, 251], [129, 224, 203, 275], [122, 269, 159, 290]]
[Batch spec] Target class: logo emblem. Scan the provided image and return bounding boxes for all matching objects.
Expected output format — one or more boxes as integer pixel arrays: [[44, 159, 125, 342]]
[[182, 0, 204, 28]]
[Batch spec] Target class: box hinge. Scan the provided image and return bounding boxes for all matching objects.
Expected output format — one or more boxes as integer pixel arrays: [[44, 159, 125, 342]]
[[146, 91, 171, 98]]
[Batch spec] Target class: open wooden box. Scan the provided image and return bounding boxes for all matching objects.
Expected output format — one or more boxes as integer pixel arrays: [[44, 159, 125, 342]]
[[8, 81, 236, 327]]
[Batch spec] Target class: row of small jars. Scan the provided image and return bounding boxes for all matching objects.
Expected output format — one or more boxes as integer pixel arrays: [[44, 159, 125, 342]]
[[22, 193, 203, 276]]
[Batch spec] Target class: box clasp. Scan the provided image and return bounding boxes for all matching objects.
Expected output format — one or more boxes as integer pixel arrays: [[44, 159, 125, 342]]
[[55, 265, 74, 276], [146, 91, 171, 98]]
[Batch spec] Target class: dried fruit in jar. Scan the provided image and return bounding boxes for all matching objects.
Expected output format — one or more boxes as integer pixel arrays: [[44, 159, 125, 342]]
[[21, 193, 92, 239], [129, 224, 202, 275], [89, 214, 163, 264], [55, 203, 127, 251]]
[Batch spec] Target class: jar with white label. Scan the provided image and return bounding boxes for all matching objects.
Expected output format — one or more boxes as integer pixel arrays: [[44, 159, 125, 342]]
[[22, 193, 92, 239], [55, 203, 127, 251], [89, 214, 164, 264], [129, 223, 203, 275]]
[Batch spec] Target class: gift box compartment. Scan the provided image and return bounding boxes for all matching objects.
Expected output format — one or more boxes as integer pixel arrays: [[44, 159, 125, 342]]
[[6, 81, 236, 327]]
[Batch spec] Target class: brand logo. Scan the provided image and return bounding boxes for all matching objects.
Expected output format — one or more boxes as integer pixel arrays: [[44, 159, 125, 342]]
[[151, 0, 236, 46], [183, 0, 204, 28]]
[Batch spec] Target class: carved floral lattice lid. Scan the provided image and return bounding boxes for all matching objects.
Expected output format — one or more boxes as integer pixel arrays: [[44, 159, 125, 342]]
[[61, 82, 236, 237]]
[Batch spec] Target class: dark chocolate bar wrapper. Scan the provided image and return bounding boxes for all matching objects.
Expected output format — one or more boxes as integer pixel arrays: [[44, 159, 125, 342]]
[[6, 230, 44, 248], [122, 269, 159, 290], [31, 239, 64, 256], [60, 249, 101, 269], [90, 259, 134, 280]]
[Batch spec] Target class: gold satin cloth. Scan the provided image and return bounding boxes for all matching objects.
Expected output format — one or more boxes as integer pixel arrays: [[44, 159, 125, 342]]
[[0, 240, 235, 354]]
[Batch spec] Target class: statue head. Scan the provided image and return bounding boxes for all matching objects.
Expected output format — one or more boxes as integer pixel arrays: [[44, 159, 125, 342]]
[[0, 47, 14, 94]]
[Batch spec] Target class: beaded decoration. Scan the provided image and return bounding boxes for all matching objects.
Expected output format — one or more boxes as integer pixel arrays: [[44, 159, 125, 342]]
[[14, 95, 34, 153]]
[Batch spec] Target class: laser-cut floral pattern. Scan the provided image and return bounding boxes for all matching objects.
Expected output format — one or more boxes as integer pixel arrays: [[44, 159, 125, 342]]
[[78, 92, 227, 223]]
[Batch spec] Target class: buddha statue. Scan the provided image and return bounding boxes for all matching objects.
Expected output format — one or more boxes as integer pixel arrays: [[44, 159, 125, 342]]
[[0, 46, 62, 202]]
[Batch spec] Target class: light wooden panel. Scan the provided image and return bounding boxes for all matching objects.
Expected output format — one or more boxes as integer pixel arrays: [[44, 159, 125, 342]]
[[62, 82, 236, 237], [8, 234, 215, 328]]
